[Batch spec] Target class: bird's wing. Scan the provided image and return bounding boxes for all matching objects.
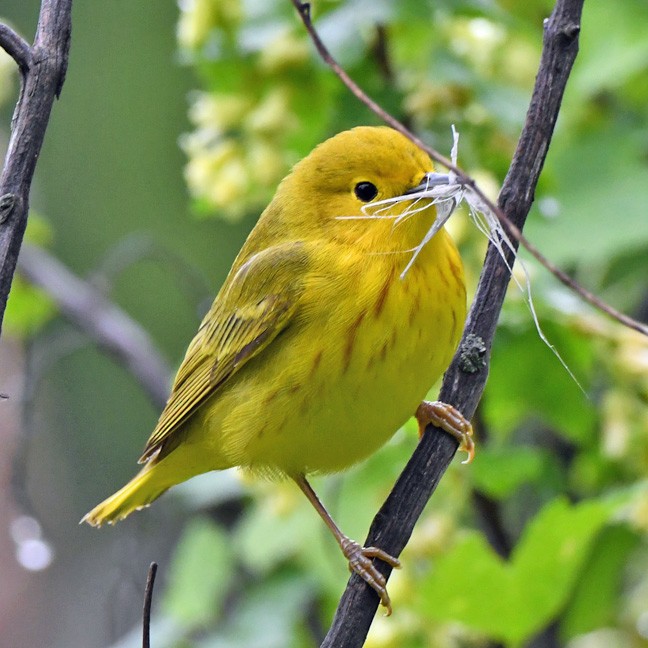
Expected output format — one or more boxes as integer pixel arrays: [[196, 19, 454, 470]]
[[139, 241, 308, 462]]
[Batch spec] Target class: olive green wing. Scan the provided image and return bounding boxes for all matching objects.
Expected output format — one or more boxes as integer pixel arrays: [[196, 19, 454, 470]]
[[139, 242, 308, 462]]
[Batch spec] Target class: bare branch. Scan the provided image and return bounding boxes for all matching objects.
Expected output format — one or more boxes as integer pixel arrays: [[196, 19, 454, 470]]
[[0, 24, 31, 72], [0, 0, 72, 336], [142, 562, 158, 648], [504, 221, 648, 336], [18, 244, 172, 408], [304, 0, 586, 644], [290, 0, 647, 338]]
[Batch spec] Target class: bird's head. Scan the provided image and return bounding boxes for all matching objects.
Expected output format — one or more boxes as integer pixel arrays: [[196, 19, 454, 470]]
[[275, 126, 450, 255]]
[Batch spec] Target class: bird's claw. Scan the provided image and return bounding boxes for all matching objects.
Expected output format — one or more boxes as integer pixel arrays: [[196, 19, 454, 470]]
[[416, 400, 475, 463], [340, 536, 400, 616]]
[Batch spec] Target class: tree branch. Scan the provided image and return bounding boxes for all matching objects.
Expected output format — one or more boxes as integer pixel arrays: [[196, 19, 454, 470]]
[[0, 0, 72, 336], [18, 244, 172, 408], [309, 1, 585, 645], [0, 24, 31, 73]]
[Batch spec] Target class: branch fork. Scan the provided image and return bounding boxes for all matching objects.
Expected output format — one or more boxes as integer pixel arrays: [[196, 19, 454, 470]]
[[0, 24, 31, 73], [0, 1, 73, 335]]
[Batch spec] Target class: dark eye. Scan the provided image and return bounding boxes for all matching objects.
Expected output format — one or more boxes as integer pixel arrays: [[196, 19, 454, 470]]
[[354, 181, 378, 202]]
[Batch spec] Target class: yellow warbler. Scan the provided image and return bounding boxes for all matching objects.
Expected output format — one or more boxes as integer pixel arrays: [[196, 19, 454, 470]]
[[83, 126, 472, 613]]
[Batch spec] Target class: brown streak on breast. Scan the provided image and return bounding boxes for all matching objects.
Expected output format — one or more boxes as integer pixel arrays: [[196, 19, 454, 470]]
[[437, 266, 450, 290], [448, 254, 463, 283], [309, 350, 323, 379], [343, 312, 366, 372], [264, 389, 280, 407], [408, 291, 421, 326], [374, 268, 395, 318]]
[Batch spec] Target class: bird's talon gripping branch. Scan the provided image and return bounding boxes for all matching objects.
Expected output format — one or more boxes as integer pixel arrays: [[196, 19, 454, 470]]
[[340, 536, 400, 615], [416, 400, 475, 463]]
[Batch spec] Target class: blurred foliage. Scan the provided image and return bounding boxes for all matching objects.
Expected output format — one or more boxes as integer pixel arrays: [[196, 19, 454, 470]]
[[3, 0, 648, 647], [4, 212, 56, 337], [156, 1, 648, 646]]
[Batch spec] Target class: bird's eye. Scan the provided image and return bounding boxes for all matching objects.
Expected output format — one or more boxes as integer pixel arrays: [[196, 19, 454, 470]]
[[354, 181, 378, 202]]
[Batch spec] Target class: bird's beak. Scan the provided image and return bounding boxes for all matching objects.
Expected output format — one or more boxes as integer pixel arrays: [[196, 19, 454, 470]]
[[405, 172, 451, 197]]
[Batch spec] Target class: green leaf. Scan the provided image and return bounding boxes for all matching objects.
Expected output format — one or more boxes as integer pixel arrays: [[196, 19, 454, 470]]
[[4, 276, 56, 337], [235, 492, 318, 573], [5, 214, 55, 337], [526, 124, 648, 266], [507, 498, 614, 643], [417, 531, 514, 637], [484, 319, 597, 444], [561, 525, 639, 640], [572, 0, 648, 97], [470, 446, 546, 499], [197, 572, 314, 648], [417, 497, 618, 646], [163, 517, 235, 627]]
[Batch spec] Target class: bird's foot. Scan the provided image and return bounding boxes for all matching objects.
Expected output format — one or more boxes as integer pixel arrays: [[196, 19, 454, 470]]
[[416, 400, 475, 463], [339, 535, 400, 616]]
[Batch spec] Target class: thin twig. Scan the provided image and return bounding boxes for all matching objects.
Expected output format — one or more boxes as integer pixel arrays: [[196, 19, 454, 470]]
[[291, 0, 647, 338], [142, 562, 158, 648], [508, 222, 648, 336], [294, 0, 586, 645], [0, 24, 31, 73], [18, 244, 172, 408]]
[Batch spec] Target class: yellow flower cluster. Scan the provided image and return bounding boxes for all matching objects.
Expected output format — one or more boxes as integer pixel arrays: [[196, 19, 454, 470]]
[[600, 328, 648, 466], [178, 0, 311, 220], [181, 87, 297, 221], [177, 0, 241, 50], [574, 315, 648, 472], [403, 15, 539, 129]]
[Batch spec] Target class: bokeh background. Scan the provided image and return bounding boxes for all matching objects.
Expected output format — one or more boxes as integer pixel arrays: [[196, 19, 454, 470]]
[[1, 1, 647, 647]]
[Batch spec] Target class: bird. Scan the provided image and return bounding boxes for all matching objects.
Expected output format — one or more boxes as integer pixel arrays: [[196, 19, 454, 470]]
[[83, 126, 473, 614]]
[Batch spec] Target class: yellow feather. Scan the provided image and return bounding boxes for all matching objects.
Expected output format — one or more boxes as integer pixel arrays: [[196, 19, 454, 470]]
[[83, 126, 466, 526]]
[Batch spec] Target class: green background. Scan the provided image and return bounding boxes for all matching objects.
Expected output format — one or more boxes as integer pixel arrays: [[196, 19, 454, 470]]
[[1, 1, 648, 647]]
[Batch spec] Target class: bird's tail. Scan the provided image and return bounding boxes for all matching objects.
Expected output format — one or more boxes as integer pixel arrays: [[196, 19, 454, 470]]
[[81, 465, 167, 527]]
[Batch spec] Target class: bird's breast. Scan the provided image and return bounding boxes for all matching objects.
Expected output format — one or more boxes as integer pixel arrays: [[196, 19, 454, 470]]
[[240, 229, 466, 475]]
